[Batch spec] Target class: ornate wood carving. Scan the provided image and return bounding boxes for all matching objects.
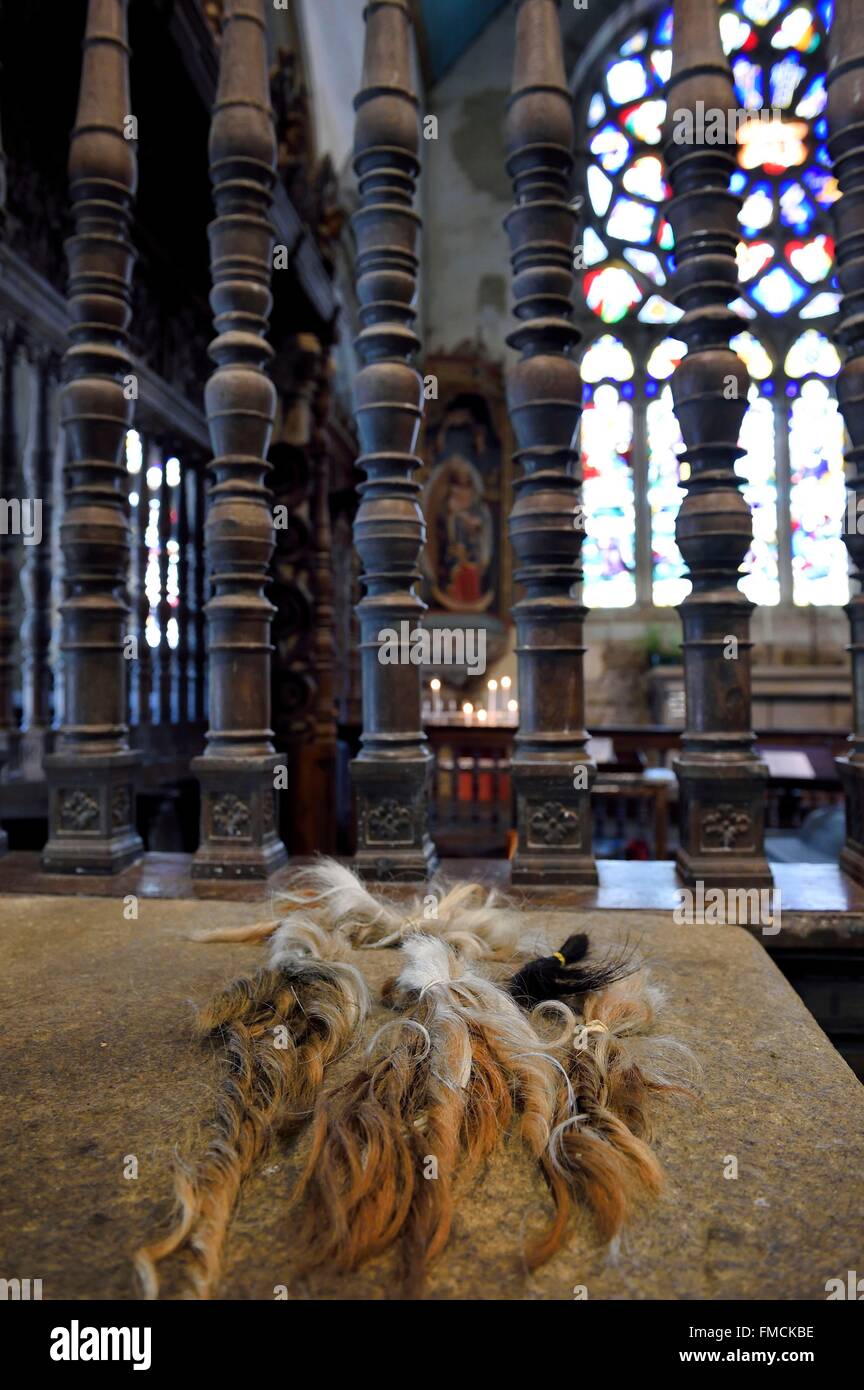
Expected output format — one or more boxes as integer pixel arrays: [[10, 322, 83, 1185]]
[[503, 0, 596, 885], [191, 0, 288, 879], [349, 0, 437, 880], [42, 0, 143, 874], [661, 0, 771, 887], [828, 2, 864, 883]]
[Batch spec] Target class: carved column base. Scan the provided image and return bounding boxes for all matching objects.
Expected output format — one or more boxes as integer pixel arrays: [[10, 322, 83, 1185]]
[[42, 751, 143, 875], [192, 754, 288, 881], [351, 756, 438, 883], [675, 759, 773, 888], [511, 761, 598, 887], [837, 757, 864, 885]]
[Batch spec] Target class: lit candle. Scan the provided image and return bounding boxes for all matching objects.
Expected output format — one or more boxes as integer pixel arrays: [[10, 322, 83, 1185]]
[[430, 677, 442, 715], [462, 701, 474, 725], [477, 707, 488, 723], [507, 698, 518, 718], [501, 675, 512, 696], [487, 678, 498, 720]]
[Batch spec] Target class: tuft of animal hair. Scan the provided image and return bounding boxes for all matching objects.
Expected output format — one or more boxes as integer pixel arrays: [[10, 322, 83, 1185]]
[[526, 965, 699, 1268], [291, 934, 563, 1294], [134, 922, 368, 1300], [190, 858, 524, 961], [507, 933, 638, 1009]]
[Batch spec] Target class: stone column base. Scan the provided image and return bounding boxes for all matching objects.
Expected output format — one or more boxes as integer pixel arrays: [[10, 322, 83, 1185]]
[[511, 760, 598, 886], [351, 755, 438, 882], [675, 757, 773, 889], [192, 754, 289, 880], [42, 750, 143, 875]]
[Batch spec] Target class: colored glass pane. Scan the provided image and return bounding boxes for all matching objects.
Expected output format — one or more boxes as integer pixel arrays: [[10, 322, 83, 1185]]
[[607, 196, 655, 244], [585, 263, 643, 322], [799, 290, 840, 317], [731, 331, 774, 380], [750, 265, 807, 312], [790, 380, 848, 604], [607, 58, 649, 104], [621, 99, 665, 144], [737, 390, 780, 606], [623, 246, 666, 285], [646, 337, 687, 381], [772, 5, 820, 51], [581, 384, 636, 607], [740, 183, 775, 233], [737, 240, 775, 282], [786, 232, 833, 282], [648, 386, 689, 606], [587, 164, 613, 216], [622, 154, 668, 202], [770, 55, 807, 107], [590, 125, 631, 173], [587, 92, 606, 127], [784, 328, 842, 377], [580, 334, 635, 384], [638, 294, 683, 324]]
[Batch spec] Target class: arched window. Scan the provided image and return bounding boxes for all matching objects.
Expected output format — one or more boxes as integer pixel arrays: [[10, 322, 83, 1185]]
[[576, 0, 845, 609]]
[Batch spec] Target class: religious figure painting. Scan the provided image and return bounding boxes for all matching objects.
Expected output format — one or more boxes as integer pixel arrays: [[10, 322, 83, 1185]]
[[418, 358, 514, 619]]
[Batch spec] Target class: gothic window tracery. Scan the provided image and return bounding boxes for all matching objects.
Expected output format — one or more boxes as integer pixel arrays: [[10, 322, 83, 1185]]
[[577, 0, 845, 608]]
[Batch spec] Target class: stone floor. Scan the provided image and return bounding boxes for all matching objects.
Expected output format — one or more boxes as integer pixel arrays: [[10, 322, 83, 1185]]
[[1, 893, 862, 1300]]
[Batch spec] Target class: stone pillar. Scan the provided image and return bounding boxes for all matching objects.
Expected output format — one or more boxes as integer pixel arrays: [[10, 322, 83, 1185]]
[[504, 0, 596, 885], [191, 0, 287, 880], [42, 0, 143, 874], [349, 0, 437, 881], [661, 0, 771, 888], [828, 1, 864, 883]]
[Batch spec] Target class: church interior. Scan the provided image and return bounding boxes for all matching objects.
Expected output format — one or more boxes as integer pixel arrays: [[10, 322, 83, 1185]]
[[1, 0, 863, 1316]]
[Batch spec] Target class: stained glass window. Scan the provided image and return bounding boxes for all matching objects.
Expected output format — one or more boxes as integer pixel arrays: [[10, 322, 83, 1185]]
[[577, 0, 846, 610], [580, 351, 637, 608]]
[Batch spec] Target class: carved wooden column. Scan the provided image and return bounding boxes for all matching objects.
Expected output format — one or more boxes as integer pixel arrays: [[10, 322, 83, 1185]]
[[828, 2, 864, 882], [350, 0, 437, 880], [503, 0, 596, 885], [191, 0, 287, 879], [42, 0, 143, 873], [661, 0, 771, 887]]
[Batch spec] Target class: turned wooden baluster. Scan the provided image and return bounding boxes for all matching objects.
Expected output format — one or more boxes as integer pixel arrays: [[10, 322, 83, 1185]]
[[828, 1, 864, 882], [42, 0, 143, 873], [504, 0, 596, 885], [661, 0, 771, 887], [191, 0, 287, 878], [350, 0, 437, 880]]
